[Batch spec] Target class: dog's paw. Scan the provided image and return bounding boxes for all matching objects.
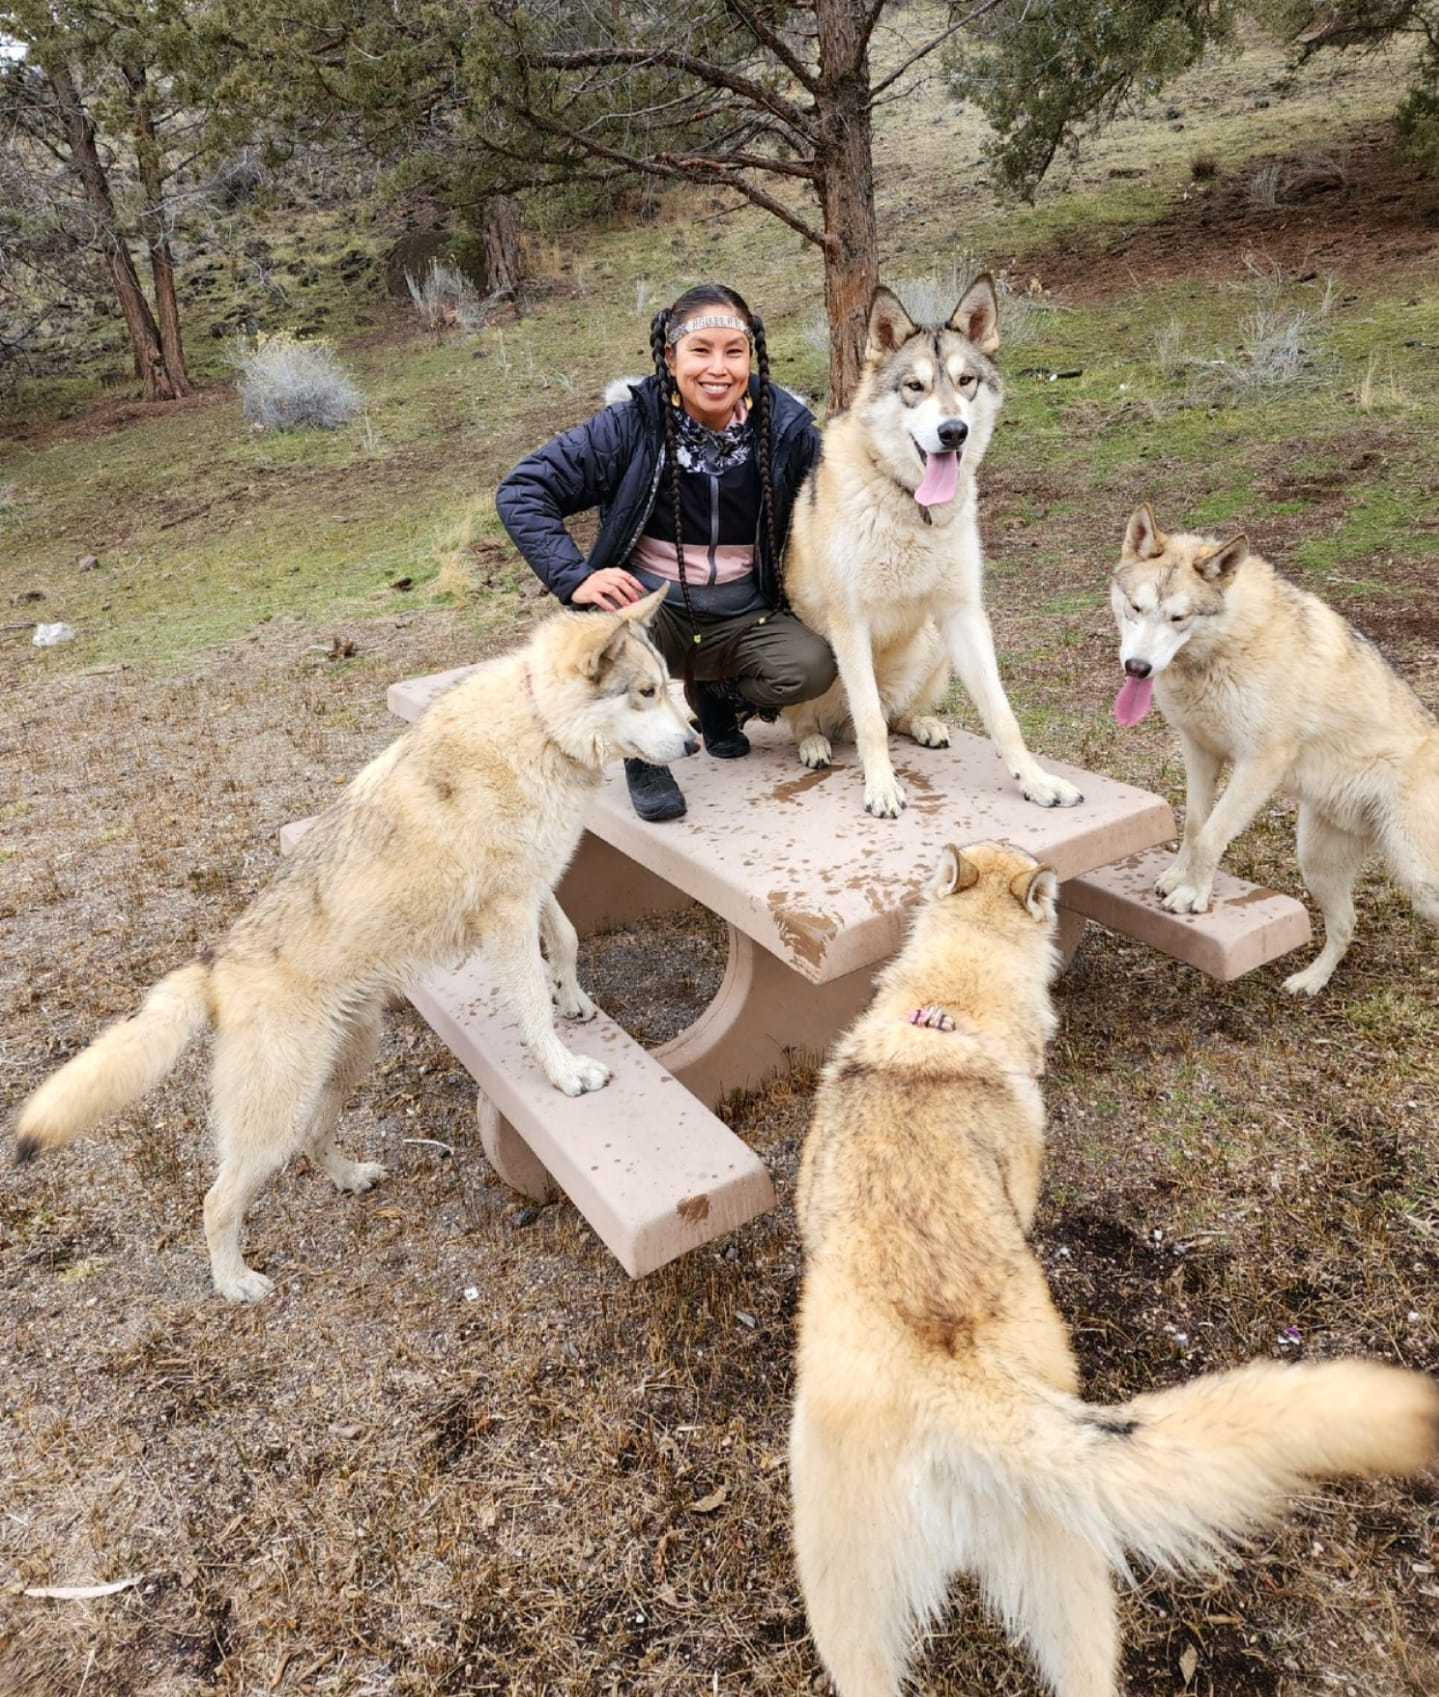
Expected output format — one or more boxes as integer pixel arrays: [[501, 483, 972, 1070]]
[[906, 716, 950, 750], [216, 1267, 274, 1304], [334, 1160, 388, 1194], [864, 771, 907, 819], [551, 1053, 611, 1097], [1161, 881, 1212, 915], [797, 734, 832, 770], [1019, 769, 1083, 809], [554, 981, 598, 1022], [1154, 860, 1190, 897], [1283, 962, 1333, 998]]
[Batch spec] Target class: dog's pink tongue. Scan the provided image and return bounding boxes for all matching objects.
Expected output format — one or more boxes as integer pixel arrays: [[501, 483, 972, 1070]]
[[1113, 675, 1155, 726], [915, 450, 959, 507]]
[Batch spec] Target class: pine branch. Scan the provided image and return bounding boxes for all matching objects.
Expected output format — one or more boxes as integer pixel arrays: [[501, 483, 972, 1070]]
[[868, 0, 1010, 102], [509, 102, 826, 245], [534, 46, 817, 142], [718, 0, 820, 92]]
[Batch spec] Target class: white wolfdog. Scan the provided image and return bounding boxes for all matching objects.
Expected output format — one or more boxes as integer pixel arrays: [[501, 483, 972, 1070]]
[[14, 592, 696, 1301], [1112, 505, 1439, 994], [783, 279, 1082, 819], [791, 840, 1439, 1697]]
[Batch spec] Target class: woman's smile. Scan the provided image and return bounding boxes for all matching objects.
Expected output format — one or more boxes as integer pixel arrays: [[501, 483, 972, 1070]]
[[669, 329, 752, 429]]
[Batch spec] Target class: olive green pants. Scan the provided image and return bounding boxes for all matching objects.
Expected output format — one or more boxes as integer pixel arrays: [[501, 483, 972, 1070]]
[[648, 604, 836, 712]]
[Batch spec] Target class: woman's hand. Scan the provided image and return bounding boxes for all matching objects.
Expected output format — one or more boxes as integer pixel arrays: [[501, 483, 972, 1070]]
[[571, 568, 649, 611]]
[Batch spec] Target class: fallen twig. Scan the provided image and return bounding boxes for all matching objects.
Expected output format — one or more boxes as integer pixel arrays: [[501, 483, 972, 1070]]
[[23, 1575, 142, 1600], [403, 1137, 455, 1157]]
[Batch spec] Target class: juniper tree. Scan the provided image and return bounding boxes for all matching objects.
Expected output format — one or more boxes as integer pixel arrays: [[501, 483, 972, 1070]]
[[471, 0, 1004, 407], [0, 1, 237, 398], [1264, 0, 1439, 172], [951, 0, 1439, 199], [222, 0, 1004, 408]]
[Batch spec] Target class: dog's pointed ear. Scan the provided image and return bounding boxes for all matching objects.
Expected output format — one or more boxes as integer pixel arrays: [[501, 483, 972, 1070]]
[[1198, 533, 1248, 581], [1124, 504, 1165, 561], [931, 844, 980, 899], [866, 287, 917, 362], [949, 274, 1001, 356], [1009, 864, 1059, 921], [578, 615, 632, 680], [619, 586, 667, 627]]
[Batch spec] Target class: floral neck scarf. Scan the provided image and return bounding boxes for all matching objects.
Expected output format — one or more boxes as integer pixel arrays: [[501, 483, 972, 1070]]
[[673, 399, 753, 475]]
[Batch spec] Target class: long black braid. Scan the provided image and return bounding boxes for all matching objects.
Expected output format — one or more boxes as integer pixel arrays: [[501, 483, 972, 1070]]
[[648, 306, 701, 652], [647, 284, 788, 675], [748, 310, 786, 610]]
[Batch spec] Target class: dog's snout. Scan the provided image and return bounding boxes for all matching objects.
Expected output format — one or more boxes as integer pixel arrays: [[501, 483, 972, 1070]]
[[682, 734, 701, 758], [1124, 658, 1152, 679], [937, 418, 968, 451]]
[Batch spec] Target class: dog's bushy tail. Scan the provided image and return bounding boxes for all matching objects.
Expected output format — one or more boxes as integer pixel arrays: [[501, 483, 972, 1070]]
[[14, 964, 212, 1163], [1026, 1359, 1439, 1575]]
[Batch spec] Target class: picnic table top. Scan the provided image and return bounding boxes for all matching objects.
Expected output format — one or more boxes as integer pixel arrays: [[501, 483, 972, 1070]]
[[389, 668, 1177, 986]]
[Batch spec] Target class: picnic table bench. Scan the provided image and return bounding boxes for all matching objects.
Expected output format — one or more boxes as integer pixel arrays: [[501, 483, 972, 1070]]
[[286, 665, 1311, 1279]]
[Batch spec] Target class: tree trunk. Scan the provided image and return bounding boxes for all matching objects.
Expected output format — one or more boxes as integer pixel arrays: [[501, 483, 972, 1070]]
[[48, 61, 178, 402], [125, 64, 193, 398], [815, 0, 879, 411], [481, 196, 524, 296]]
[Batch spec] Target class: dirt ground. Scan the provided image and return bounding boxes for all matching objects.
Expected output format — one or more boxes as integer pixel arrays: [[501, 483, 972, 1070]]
[[4, 115, 1439, 1697], [1022, 127, 1439, 299]]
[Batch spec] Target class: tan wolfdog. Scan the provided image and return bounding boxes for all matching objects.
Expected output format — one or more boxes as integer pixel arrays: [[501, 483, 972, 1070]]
[[1112, 505, 1439, 994], [791, 840, 1438, 1697], [783, 280, 1082, 819], [14, 591, 696, 1301]]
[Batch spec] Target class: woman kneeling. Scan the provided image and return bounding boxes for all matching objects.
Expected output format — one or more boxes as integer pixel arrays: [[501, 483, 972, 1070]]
[[497, 283, 836, 821]]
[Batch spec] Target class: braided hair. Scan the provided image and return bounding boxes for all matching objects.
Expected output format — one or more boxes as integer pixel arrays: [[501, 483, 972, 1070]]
[[647, 284, 786, 654]]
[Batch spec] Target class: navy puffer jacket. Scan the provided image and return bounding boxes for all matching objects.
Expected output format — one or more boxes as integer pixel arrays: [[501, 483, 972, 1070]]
[[496, 374, 822, 607]]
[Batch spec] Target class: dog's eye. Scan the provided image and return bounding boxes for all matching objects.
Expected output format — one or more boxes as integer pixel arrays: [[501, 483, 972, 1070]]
[[958, 372, 977, 388], [903, 379, 924, 394], [1169, 612, 1186, 624], [638, 684, 658, 699]]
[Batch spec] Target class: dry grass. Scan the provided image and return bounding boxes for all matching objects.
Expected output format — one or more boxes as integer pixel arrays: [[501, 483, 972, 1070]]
[[1247, 153, 1348, 212], [3, 461, 1437, 1693], [429, 510, 484, 606], [1356, 352, 1417, 416], [1152, 264, 1336, 406]]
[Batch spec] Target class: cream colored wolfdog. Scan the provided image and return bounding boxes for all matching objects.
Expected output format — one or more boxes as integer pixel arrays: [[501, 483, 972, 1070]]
[[14, 591, 696, 1301], [791, 840, 1438, 1697], [1112, 506, 1439, 995], [783, 280, 1082, 819]]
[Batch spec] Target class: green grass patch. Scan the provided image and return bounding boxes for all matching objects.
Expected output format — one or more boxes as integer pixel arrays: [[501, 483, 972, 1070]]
[[1293, 484, 1439, 581]]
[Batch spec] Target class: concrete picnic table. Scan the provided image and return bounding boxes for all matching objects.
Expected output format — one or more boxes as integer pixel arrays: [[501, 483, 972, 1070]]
[[387, 668, 1182, 1106], [368, 668, 1309, 1275]]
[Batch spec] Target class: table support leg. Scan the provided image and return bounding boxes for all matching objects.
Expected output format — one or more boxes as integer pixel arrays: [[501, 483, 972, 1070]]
[[656, 926, 876, 1106], [473, 851, 1091, 1198], [1056, 905, 1088, 970], [555, 830, 695, 935], [476, 1096, 557, 1204]]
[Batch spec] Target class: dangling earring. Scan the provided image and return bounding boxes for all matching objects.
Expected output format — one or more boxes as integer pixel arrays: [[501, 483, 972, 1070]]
[[670, 389, 680, 407]]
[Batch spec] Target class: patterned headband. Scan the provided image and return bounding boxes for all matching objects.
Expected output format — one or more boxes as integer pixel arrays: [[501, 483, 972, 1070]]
[[666, 312, 752, 346]]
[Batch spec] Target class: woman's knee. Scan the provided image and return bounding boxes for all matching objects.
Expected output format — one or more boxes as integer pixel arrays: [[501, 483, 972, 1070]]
[[782, 633, 837, 703]]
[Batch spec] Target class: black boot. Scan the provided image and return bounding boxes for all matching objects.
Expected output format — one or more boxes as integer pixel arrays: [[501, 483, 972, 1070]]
[[624, 759, 686, 822], [689, 680, 752, 759]]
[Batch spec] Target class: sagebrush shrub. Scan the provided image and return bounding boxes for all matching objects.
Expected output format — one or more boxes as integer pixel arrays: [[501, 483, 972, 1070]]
[[405, 260, 488, 333], [233, 332, 363, 431]]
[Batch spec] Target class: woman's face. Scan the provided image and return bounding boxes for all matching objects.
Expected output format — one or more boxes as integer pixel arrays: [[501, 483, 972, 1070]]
[[666, 318, 751, 430]]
